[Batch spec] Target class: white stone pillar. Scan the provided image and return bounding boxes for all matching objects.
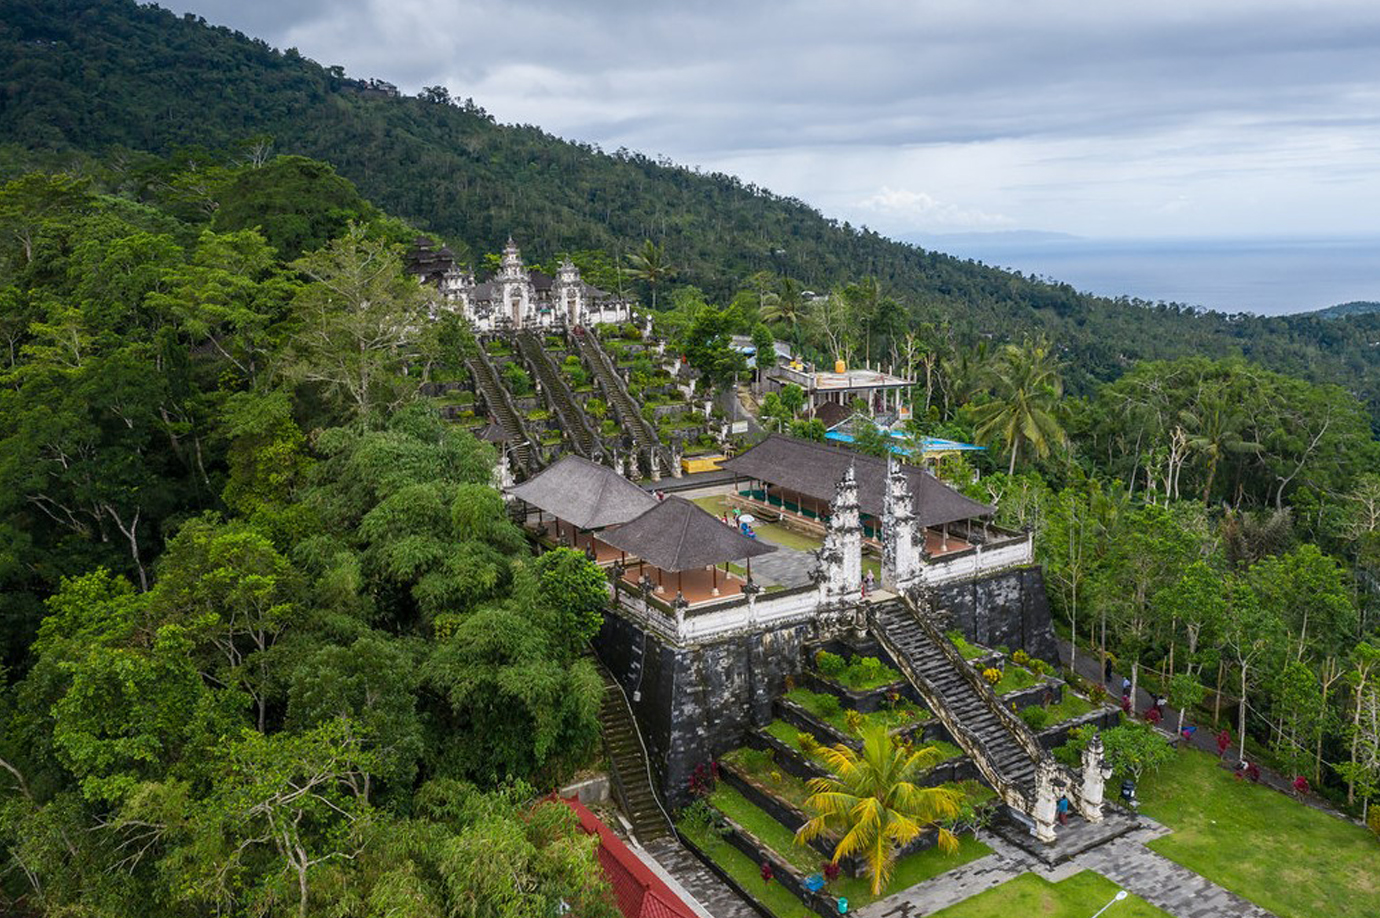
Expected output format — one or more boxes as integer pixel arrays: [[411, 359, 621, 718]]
[[1032, 761, 1059, 844], [881, 455, 921, 592], [1079, 733, 1111, 823], [817, 465, 863, 608]]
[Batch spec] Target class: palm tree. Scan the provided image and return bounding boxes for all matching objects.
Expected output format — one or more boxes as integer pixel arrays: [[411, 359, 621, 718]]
[[622, 239, 675, 310], [797, 726, 962, 896], [968, 337, 1067, 475], [1180, 388, 1261, 504], [760, 276, 805, 351]]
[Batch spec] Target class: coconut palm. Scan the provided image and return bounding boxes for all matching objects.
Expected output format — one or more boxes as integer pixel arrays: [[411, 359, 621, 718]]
[[968, 337, 1067, 475], [796, 725, 962, 896], [622, 239, 675, 310], [1179, 387, 1261, 504], [760, 276, 805, 350]]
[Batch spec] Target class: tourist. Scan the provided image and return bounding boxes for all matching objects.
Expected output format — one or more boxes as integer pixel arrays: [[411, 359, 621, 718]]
[[1056, 795, 1070, 826], [863, 569, 874, 596]]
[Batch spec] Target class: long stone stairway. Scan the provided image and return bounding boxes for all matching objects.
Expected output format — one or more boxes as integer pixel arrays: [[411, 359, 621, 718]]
[[466, 348, 537, 475], [574, 331, 671, 478], [871, 597, 1045, 812], [515, 330, 600, 459], [594, 659, 672, 844]]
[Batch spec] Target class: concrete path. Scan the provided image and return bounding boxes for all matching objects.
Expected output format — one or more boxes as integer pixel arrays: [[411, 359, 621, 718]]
[[747, 539, 817, 588], [1078, 827, 1276, 918], [643, 838, 760, 918], [858, 820, 1279, 918]]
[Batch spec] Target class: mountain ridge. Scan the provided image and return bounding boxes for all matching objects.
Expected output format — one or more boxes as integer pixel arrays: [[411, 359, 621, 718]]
[[3, 0, 1379, 413]]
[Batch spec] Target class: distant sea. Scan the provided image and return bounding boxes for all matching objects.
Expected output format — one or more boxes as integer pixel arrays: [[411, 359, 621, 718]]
[[903, 233, 1380, 317]]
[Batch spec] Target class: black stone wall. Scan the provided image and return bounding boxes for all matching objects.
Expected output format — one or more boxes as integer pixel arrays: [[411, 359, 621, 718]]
[[938, 565, 1058, 662], [594, 563, 1058, 805], [594, 613, 814, 806]]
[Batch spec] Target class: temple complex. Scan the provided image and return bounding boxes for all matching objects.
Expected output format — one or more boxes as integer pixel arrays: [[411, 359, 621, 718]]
[[503, 432, 1113, 860], [406, 237, 634, 331]]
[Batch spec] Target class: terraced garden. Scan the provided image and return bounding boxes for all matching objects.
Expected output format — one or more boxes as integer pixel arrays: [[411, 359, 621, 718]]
[[673, 629, 1120, 917]]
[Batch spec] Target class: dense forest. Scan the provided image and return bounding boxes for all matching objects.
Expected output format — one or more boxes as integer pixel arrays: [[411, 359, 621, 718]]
[[3, 3, 1380, 914], [3, 0, 1380, 415], [0, 155, 620, 916]]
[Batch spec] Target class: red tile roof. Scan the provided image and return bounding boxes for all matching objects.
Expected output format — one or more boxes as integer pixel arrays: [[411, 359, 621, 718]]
[[562, 797, 698, 918]]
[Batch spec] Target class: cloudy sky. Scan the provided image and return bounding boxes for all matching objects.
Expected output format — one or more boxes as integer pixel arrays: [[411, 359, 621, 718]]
[[178, 1, 1380, 242]]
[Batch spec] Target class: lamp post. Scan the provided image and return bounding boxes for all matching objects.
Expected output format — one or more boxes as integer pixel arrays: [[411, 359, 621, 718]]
[[1090, 890, 1129, 918]]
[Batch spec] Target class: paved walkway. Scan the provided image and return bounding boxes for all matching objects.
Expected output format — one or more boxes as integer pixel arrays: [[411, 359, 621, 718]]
[[1079, 826, 1276, 918], [857, 818, 1279, 918], [643, 838, 760, 918], [748, 540, 817, 588]]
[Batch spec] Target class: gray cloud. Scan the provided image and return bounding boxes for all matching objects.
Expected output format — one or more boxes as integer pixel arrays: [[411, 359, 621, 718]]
[[178, 0, 1380, 237]]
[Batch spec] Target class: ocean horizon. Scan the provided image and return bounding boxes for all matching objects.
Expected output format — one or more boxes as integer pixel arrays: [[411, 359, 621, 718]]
[[902, 233, 1380, 317]]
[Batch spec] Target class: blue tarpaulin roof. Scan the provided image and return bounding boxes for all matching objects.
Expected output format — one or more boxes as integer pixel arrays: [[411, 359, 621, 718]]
[[824, 429, 984, 456]]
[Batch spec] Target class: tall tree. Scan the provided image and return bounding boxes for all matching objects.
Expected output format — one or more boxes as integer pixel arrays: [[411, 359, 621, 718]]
[[968, 337, 1067, 475], [280, 225, 434, 424], [622, 239, 674, 310]]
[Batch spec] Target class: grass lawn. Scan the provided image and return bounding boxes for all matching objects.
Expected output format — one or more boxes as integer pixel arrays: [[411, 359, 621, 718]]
[[784, 688, 926, 733], [992, 665, 1040, 696], [1041, 692, 1096, 725], [930, 870, 1169, 917], [677, 812, 815, 918], [709, 785, 818, 873], [765, 719, 836, 768], [1137, 748, 1380, 918], [831, 834, 992, 909], [720, 747, 812, 809], [946, 631, 988, 660], [691, 496, 825, 553]]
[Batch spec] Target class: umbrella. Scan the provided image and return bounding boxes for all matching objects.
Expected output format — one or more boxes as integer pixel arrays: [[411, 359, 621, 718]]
[[739, 514, 757, 524]]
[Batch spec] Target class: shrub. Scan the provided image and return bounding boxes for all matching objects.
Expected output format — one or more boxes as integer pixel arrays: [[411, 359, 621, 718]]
[[815, 650, 846, 678], [1368, 806, 1380, 838], [1012, 649, 1031, 667], [982, 668, 1002, 685], [1088, 682, 1109, 704], [1020, 706, 1051, 731], [501, 362, 533, 395], [844, 710, 865, 734], [854, 655, 888, 684], [688, 760, 718, 797], [1031, 659, 1053, 676], [796, 732, 820, 755], [814, 693, 843, 720]]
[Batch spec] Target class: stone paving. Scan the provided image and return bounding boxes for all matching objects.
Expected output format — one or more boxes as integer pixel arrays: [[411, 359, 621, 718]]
[[747, 541, 817, 588], [1079, 826, 1277, 918], [857, 817, 1280, 918], [643, 838, 760, 918]]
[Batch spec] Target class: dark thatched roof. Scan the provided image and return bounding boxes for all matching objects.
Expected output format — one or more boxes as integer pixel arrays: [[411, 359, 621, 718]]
[[600, 497, 777, 572], [720, 434, 994, 528], [507, 456, 656, 530]]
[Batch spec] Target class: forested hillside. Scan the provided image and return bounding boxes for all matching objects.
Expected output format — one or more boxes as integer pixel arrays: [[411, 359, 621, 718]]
[[0, 152, 622, 915], [3, 0, 1380, 413]]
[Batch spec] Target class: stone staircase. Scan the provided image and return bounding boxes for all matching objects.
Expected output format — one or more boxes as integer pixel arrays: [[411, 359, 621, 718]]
[[575, 331, 671, 479], [595, 659, 672, 844], [466, 348, 537, 475], [515, 330, 601, 459], [871, 597, 1047, 814]]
